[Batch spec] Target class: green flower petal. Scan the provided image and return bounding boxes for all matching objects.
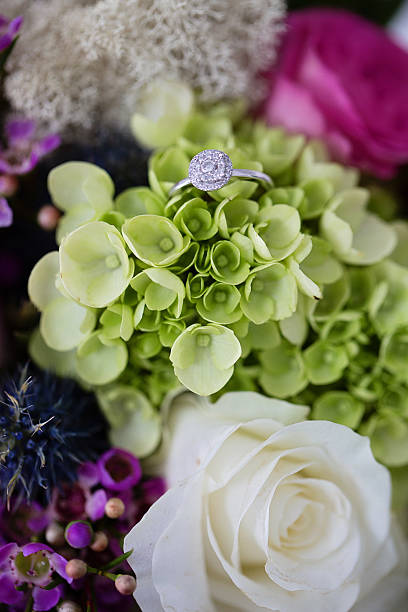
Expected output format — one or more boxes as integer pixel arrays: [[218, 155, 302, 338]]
[[115, 187, 164, 218], [303, 340, 349, 385], [170, 324, 241, 395], [259, 341, 307, 398], [29, 328, 77, 378], [131, 267, 185, 317], [390, 220, 408, 267], [131, 80, 194, 148], [313, 391, 364, 429], [60, 221, 132, 308], [210, 241, 250, 285], [48, 162, 114, 212], [41, 296, 96, 351], [197, 282, 242, 324], [362, 412, 408, 467], [76, 332, 128, 385], [173, 197, 218, 241], [123, 215, 189, 267], [97, 385, 161, 456], [241, 263, 297, 324], [28, 251, 61, 311], [380, 327, 408, 382], [100, 303, 134, 342]]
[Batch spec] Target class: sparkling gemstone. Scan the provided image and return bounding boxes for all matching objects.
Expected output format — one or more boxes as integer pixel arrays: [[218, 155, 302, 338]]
[[189, 149, 233, 191]]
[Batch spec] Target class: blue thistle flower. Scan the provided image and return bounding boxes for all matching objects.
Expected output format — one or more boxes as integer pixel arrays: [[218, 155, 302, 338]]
[[0, 365, 108, 507]]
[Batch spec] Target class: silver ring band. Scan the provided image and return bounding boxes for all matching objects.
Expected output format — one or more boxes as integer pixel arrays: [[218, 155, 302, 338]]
[[169, 149, 273, 196]]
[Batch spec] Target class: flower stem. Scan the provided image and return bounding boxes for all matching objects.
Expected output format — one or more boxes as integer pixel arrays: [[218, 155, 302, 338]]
[[24, 595, 33, 612]]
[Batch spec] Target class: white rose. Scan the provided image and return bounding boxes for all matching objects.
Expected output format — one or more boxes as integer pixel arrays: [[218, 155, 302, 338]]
[[124, 392, 406, 612]]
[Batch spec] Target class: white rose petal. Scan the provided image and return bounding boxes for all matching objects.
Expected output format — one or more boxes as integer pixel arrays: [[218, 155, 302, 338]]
[[125, 392, 407, 612]]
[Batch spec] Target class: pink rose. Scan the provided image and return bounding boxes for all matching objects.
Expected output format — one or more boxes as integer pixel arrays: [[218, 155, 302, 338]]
[[264, 9, 408, 178]]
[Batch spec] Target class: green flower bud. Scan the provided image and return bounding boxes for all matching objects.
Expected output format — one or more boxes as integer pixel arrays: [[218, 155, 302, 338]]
[[312, 391, 364, 429], [303, 340, 349, 385], [158, 319, 186, 347], [130, 332, 162, 359], [210, 241, 250, 285], [259, 340, 307, 399], [196, 244, 212, 274], [60, 221, 132, 308], [97, 385, 161, 458], [115, 187, 165, 218], [241, 263, 297, 324], [380, 327, 408, 382], [173, 197, 217, 241], [361, 411, 408, 467], [48, 162, 114, 244], [186, 273, 208, 302], [170, 324, 241, 395], [131, 268, 185, 318], [320, 188, 396, 265], [249, 204, 301, 261], [122, 215, 190, 267], [100, 303, 134, 342], [168, 242, 200, 275], [196, 282, 242, 324], [214, 197, 259, 237], [131, 80, 194, 148], [76, 332, 128, 385]]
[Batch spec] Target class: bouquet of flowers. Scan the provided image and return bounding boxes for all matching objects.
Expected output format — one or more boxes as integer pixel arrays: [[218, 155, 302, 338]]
[[1, 2, 408, 611]]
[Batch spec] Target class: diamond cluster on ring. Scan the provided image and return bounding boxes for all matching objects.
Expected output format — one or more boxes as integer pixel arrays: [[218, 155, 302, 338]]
[[188, 149, 233, 191]]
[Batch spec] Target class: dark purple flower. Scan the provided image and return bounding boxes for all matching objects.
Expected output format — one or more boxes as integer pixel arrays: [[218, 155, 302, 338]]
[[0, 120, 60, 175], [50, 482, 88, 522], [65, 521, 93, 549], [97, 449, 142, 492], [0, 197, 12, 227], [0, 541, 71, 610], [0, 15, 22, 53]]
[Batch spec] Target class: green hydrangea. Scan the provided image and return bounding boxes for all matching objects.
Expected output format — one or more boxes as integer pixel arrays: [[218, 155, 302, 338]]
[[28, 91, 404, 460]]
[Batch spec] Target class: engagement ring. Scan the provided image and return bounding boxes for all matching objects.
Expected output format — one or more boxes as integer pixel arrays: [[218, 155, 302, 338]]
[[169, 149, 273, 195]]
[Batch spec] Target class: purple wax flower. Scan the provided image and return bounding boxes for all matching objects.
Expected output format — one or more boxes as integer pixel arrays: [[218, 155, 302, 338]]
[[97, 448, 142, 492], [50, 482, 88, 522], [0, 541, 71, 610], [0, 119, 60, 176], [65, 520, 93, 548], [0, 197, 12, 227], [0, 15, 23, 53], [85, 488, 108, 521]]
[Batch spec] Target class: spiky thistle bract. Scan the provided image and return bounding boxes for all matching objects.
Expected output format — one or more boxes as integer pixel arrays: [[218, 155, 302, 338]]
[[0, 365, 108, 508]]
